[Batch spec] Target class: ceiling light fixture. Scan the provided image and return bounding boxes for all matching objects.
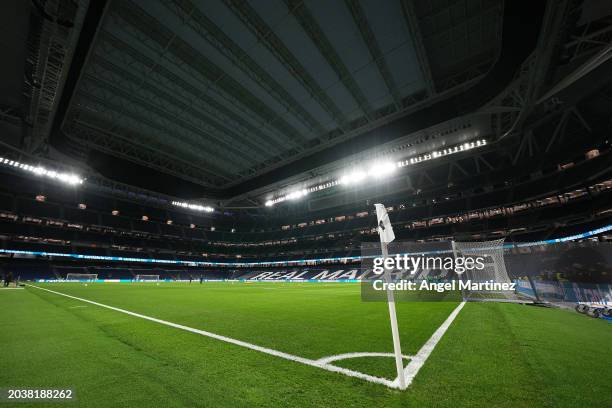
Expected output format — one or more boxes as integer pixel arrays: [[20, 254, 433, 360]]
[[264, 139, 487, 207], [171, 201, 214, 212], [0, 157, 84, 185]]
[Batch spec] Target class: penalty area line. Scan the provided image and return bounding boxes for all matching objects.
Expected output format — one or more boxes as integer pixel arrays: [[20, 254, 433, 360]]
[[26, 284, 397, 389]]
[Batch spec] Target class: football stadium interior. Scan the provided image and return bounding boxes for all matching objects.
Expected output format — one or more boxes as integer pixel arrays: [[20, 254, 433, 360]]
[[1, 0, 611, 407]]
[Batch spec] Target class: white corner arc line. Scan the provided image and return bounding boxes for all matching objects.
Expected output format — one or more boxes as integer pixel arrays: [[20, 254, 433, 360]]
[[26, 284, 397, 388], [393, 301, 466, 388], [317, 352, 412, 365]]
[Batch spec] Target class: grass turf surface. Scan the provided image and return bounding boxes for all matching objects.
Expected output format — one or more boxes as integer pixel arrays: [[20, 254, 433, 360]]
[[1, 282, 610, 407]]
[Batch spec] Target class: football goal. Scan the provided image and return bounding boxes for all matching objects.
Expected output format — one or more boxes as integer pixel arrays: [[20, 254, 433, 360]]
[[134, 274, 160, 282], [65, 273, 98, 282], [451, 238, 517, 301]]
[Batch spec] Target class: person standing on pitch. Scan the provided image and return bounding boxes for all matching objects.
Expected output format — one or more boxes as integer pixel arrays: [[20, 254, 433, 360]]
[[3, 270, 13, 287]]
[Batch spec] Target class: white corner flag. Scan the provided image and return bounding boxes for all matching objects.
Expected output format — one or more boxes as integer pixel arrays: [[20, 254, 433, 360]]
[[374, 203, 406, 390], [374, 204, 395, 243]]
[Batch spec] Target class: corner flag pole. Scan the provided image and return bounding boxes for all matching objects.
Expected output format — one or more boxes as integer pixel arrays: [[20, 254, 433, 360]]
[[374, 204, 406, 390]]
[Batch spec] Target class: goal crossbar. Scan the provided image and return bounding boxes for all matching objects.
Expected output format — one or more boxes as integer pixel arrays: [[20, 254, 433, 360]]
[[134, 274, 160, 282], [65, 273, 98, 282]]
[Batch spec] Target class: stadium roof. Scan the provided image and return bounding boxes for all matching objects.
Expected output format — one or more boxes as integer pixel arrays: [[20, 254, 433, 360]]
[[61, 0, 510, 193], [2, 0, 612, 206]]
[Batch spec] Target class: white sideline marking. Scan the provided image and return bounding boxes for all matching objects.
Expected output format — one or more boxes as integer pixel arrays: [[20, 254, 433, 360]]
[[0, 287, 25, 290], [317, 352, 412, 365], [393, 301, 466, 388], [26, 284, 396, 388]]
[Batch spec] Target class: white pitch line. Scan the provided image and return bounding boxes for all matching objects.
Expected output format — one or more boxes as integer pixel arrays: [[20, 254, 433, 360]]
[[26, 284, 396, 388], [317, 352, 412, 365], [393, 301, 466, 388]]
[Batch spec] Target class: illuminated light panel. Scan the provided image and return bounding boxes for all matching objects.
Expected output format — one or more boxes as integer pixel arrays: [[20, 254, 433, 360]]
[[0, 157, 84, 185], [264, 140, 487, 207], [266, 182, 341, 206], [398, 139, 486, 168], [171, 201, 214, 212], [368, 161, 397, 178], [339, 169, 367, 185], [286, 189, 308, 200]]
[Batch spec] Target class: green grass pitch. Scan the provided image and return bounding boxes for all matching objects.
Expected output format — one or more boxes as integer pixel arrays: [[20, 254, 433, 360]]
[[1, 282, 610, 407]]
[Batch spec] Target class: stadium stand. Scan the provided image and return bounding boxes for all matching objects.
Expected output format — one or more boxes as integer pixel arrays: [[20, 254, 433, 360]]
[[1, 156, 610, 270]]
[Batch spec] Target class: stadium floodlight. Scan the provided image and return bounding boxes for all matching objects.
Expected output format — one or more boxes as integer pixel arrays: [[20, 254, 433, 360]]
[[265, 188, 308, 207], [340, 169, 367, 185], [398, 139, 487, 168], [267, 196, 287, 206], [287, 189, 308, 200], [0, 157, 84, 185], [65, 273, 98, 282], [171, 201, 214, 212], [262, 139, 487, 207], [369, 161, 397, 178]]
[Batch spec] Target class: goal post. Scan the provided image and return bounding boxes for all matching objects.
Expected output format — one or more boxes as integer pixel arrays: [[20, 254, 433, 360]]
[[65, 273, 98, 282], [134, 274, 160, 282], [451, 238, 517, 301]]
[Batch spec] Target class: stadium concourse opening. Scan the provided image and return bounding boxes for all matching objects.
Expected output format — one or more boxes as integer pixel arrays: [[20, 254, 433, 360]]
[[1, 0, 611, 407]]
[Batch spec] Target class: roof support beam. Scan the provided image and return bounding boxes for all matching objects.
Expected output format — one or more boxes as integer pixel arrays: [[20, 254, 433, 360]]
[[97, 33, 288, 158], [564, 17, 612, 62], [399, 0, 436, 96], [77, 76, 253, 173], [502, 0, 572, 137], [223, 0, 350, 133], [50, 0, 109, 156], [74, 87, 236, 180], [344, 0, 402, 110], [112, 1, 308, 149], [284, 0, 375, 121], [66, 120, 224, 187], [24, 0, 91, 155], [87, 56, 270, 165], [164, 0, 325, 137]]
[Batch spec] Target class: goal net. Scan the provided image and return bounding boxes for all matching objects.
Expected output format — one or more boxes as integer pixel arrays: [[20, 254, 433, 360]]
[[134, 274, 160, 282], [451, 238, 517, 301], [65, 273, 98, 282]]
